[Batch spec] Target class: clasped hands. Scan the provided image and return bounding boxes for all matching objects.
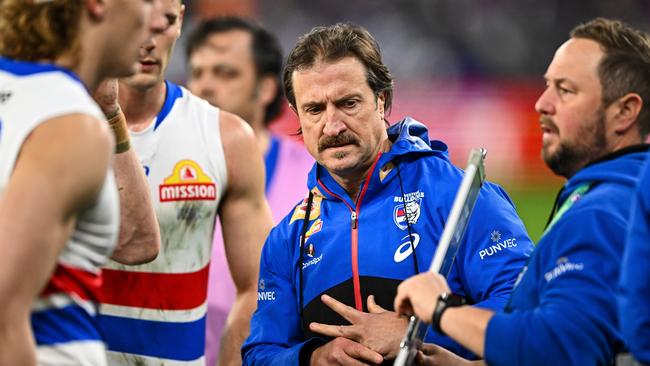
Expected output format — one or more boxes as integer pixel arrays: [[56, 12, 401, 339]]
[[309, 273, 469, 366], [307, 294, 405, 365]]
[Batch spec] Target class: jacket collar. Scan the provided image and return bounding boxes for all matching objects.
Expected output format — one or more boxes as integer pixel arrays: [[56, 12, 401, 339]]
[[305, 117, 447, 203]]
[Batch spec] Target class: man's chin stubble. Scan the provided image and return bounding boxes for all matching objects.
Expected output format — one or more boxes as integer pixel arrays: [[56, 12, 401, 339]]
[[333, 151, 348, 159]]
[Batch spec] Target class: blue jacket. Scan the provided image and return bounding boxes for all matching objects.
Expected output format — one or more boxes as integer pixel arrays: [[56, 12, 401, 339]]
[[619, 151, 650, 364], [242, 118, 533, 365], [485, 145, 650, 366]]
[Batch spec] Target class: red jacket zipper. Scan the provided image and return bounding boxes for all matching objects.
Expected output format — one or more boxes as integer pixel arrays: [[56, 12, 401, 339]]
[[317, 152, 383, 311]]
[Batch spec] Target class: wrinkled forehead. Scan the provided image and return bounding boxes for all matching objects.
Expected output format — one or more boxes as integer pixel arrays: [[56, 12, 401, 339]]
[[292, 57, 371, 103], [294, 56, 368, 82]]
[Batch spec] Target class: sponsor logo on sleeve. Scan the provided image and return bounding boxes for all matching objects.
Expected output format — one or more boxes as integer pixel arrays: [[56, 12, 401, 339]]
[[257, 278, 276, 301], [490, 230, 501, 243], [478, 230, 518, 260], [158, 160, 217, 202], [393, 190, 424, 230], [544, 257, 584, 283]]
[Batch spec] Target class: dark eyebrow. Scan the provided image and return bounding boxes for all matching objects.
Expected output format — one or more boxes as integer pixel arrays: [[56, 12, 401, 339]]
[[212, 64, 237, 72], [301, 100, 325, 112], [333, 93, 363, 105], [300, 92, 364, 111], [544, 76, 571, 86]]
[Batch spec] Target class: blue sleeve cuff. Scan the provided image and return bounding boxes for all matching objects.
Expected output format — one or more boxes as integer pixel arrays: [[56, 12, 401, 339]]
[[485, 312, 518, 366], [243, 338, 326, 366]]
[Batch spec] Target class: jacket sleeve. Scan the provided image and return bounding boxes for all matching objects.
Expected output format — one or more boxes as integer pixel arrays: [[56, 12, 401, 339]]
[[241, 223, 321, 365], [485, 210, 624, 366], [424, 183, 534, 356], [619, 163, 650, 363]]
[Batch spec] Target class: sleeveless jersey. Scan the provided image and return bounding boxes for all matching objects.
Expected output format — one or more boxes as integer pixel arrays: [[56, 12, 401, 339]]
[[0, 58, 119, 365], [99, 81, 228, 365]]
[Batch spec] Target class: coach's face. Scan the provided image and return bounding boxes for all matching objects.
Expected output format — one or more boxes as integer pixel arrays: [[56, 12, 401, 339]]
[[292, 56, 389, 183], [535, 38, 608, 178]]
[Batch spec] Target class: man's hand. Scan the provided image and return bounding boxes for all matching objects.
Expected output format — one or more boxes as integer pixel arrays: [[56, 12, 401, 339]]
[[415, 343, 485, 366], [92, 79, 120, 118], [309, 294, 408, 359], [310, 337, 383, 366], [394, 272, 451, 322]]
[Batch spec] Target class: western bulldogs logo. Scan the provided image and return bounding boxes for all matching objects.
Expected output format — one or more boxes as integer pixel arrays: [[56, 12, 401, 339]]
[[393, 199, 422, 230]]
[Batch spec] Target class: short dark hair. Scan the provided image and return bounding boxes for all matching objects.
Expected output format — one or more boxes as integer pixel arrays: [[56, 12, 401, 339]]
[[283, 23, 394, 115], [571, 18, 650, 139], [185, 16, 284, 125]]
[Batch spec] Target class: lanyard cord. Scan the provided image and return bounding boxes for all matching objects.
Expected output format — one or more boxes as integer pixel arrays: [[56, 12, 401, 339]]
[[297, 161, 420, 334], [544, 186, 564, 231], [396, 162, 420, 274], [506, 182, 593, 312], [298, 191, 314, 334], [543, 183, 593, 237]]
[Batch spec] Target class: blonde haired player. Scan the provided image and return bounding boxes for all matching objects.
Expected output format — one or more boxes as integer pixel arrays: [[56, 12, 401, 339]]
[[0, 0, 165, 364]]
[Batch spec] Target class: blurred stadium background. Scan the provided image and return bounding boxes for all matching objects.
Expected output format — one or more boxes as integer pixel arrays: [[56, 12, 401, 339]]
[[168, 0, 650, 242]]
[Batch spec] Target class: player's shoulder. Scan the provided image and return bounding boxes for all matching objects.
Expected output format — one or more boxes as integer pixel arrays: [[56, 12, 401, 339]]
[[219, 109, 256, 145], [2, 71, 104, 134], [45, 112, 112, 149], [21, 113, 113, 181], [14, 69, 87, 96], [15, 71, 95, 110]]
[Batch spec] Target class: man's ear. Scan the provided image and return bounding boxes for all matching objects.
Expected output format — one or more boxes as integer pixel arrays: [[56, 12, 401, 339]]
[[609, 92, 643, 135], [177, 3, 186, 38], [84, 0, 106, 20], [377, 91, 386, 120], [258, 75, 279, 108]]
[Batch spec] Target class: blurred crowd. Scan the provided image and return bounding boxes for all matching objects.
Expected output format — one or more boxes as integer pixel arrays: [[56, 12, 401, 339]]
[[172, 0, 650, 81]]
